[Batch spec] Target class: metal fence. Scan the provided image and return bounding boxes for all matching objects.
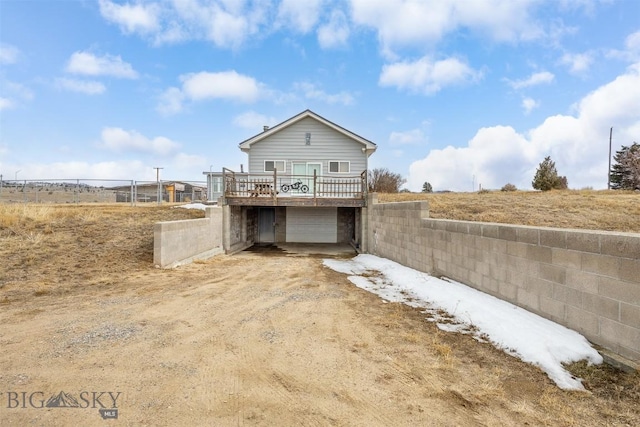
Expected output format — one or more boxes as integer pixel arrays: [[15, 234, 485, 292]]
[[0, 178, 208, 205]]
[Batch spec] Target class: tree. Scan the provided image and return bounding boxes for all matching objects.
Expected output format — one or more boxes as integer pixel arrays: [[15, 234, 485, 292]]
[[368, 168, 406, 193], [532, 156, 568, 191], [610, 142, 640, 190], [422, 181, 433, 193]]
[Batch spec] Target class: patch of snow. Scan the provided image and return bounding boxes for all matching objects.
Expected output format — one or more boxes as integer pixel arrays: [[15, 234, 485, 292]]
[[174, 203, 209, 211], [323, 254, 603, 391]]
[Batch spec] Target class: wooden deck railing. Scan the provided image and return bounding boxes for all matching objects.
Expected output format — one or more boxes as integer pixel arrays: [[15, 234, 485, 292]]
[[222, 168, 367, 200]]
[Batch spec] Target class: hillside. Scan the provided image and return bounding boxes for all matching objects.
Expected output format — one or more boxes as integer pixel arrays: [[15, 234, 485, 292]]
[[378, 190, 640, 233]]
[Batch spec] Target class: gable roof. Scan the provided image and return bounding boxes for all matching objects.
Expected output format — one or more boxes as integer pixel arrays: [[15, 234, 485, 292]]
[[238, 109, 377, 153]]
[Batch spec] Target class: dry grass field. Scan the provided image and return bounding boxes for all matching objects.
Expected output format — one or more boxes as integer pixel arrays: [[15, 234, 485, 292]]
[[0, 199, 638, 426], [379, 190, 640, 233]]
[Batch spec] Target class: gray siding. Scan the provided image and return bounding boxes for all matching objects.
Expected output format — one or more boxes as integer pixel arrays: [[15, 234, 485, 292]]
[[247, 117, 367, 176]]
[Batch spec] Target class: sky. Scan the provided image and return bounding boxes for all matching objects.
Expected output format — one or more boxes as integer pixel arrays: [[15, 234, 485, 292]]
[[323, 254, 603, 391], [1, 0, 639, 191]]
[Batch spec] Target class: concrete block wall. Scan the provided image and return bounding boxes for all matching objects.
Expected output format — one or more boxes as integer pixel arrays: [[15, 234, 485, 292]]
[[153, 207, 222, 268], [368, 198, 640, 362], [223, 205, 252, 253]]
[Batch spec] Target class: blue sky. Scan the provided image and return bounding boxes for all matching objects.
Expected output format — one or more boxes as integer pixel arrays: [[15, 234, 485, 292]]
[[1, 0, 639, 191]]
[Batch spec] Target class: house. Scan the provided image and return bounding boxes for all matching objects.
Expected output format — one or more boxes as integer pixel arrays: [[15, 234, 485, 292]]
[[216, 109, 376, 251]]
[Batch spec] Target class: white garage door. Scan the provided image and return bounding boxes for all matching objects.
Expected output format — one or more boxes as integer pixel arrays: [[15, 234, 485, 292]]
[[286, 207, 337, 243]]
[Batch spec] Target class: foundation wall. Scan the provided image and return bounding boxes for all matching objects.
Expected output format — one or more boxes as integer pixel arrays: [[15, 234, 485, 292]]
[[367, 198, 640, 362]]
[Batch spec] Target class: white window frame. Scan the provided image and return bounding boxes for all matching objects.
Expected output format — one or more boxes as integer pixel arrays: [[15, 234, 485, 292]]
[[264, 160, 286, 173], [212, 177, 222, 193], [328, 161, 350, 173]]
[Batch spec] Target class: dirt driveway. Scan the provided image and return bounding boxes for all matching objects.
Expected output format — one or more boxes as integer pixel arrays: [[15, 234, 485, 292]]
[[0, 205, 638, 426]]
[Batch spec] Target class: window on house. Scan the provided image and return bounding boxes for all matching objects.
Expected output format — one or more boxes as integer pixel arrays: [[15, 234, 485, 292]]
[[264, 160, 285, 172], [329, 161, 350, 173], [212, 177, 222, 193]]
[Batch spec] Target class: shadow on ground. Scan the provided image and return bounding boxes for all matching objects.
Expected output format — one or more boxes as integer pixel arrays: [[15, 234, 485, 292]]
[[244, 243, 356, 258]]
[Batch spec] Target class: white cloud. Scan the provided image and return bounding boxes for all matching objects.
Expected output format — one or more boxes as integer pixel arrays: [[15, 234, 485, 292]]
[[66, 51, 138, 79], [607, 30, 640, 62], [626, 30, 640, 52], [350, 0, 541, 57], [1, 81, 34, 108], [277, 0, 323, 33], [389, 129, 426, 145], [0, 97, 14, 111], [100, 127, 181, 156], [294, 82, 355, 105], [522, 97, 539, 115], [379, 56, 482, 94], [180, 71, 262, 103], [202, 4, 259, 49], [560, 52, 594, 74], [407, 62, 640, 192], [98, 0, 160, 35], [506, 71, 555, 89], [317, 10, 350, 49], [350, 0, 453, 56], [174, 152, 208, 170], [56, 78, 106, 95], [4, 81, 34, 101], [99, 0, 270, 49], [452, 0, 543, 42], [233, 111, 278, 130], [0, 43, 19, 64], [156, 87, 185, 116], [156, 70, 265, 115]]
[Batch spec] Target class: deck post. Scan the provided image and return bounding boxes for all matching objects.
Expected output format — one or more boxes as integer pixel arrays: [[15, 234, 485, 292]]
[[273, 169, 277, 202], [313, 170, 317, 205]]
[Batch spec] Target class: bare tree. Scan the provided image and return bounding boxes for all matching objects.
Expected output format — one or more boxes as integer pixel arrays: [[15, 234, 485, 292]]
[[368, 168, 406, 193]]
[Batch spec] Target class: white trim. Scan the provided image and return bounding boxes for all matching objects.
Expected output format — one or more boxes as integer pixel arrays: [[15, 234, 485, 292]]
[[264, 160, 285, 173], [239, 110, 377, 152], [328, 160, 350, 173]]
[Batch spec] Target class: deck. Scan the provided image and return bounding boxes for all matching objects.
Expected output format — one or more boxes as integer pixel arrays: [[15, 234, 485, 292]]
[[222, 169, 367, 207]]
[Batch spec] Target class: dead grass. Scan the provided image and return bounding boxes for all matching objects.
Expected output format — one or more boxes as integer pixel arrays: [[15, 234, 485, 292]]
[[0, 204, 204, 302], [1, 203, 639, 426], [566, 360, 640, 402], [379, 189, 640, 233]]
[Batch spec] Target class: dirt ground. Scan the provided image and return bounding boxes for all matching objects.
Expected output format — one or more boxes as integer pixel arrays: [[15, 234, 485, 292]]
[[0, 205, 638, 426]]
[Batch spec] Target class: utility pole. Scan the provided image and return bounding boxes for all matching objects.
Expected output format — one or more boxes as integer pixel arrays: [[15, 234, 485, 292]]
[[607, 127, 613, 190], [154, 167, 163, 205]]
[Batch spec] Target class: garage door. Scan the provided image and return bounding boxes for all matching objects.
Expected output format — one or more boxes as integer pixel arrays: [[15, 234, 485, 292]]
[[286, 207, 337, 243]]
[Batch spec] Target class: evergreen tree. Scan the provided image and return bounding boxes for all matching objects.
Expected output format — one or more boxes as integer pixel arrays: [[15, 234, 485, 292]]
[[422, 181, 433, 193], [532, 156, 568, 191], [610, 142, 640, 190]]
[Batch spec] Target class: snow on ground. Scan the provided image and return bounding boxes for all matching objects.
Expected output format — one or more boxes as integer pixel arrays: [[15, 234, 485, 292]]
[[323, 254, 603, 391], [174, 203, 210, 211]]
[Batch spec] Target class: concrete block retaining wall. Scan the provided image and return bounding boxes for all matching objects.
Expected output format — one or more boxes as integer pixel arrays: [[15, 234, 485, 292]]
[[153, 207, 223, 268], [368, 198, 640, 362]]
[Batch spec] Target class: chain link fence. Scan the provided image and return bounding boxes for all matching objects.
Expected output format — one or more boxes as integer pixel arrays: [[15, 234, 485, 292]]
[[0, 178, 208, 205]]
